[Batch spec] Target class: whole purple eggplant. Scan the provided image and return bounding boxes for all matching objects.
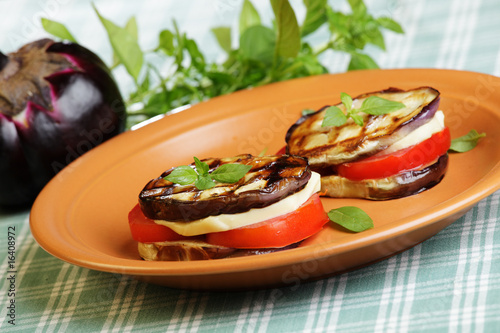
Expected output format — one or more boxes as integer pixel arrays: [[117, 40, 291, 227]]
[[0, 39, 126, 207]]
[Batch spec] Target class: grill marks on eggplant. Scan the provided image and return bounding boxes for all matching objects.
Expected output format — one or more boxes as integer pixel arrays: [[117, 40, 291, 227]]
[[286, 87, 441, 167], [139, 154, 311, 222]]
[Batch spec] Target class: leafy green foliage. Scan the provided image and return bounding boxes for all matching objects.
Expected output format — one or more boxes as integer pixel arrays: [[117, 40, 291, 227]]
[[93, 5, 143, 83], [41, 1, 404, 128], [41, 18, 77, 43]]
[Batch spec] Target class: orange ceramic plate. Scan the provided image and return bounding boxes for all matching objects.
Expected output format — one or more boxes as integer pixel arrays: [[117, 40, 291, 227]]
[[30, 69, 500, 290]]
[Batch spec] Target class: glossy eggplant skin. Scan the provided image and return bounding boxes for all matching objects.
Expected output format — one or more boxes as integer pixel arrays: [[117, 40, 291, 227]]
[[139, 154, 311, 222], [0, 39, 126, 207]]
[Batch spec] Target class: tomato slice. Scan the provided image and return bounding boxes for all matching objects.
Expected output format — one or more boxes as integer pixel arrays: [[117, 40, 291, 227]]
[[206, 193, 329, 249], [338, 127, 451, 181], [276, 145, 287, 155], [128, 193, 329, 248], [128, 204, 192, 243]]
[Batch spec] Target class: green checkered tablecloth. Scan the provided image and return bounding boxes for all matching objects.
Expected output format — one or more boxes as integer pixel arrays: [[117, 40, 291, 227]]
[[1, 0, 500, 332]]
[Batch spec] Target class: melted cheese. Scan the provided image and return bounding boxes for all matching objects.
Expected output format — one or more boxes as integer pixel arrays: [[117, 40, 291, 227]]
[[154, 172, 321, 236], [382, 111, 445, 154]]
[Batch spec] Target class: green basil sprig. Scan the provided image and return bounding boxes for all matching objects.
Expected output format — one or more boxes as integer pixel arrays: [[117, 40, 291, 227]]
[[41, 0, 404, 128], [164, 157, 252, 190], [322, 92, 405, 127]]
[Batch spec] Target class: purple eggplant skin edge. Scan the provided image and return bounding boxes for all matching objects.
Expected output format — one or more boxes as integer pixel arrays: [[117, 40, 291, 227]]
[[0, 39, 126, 208]]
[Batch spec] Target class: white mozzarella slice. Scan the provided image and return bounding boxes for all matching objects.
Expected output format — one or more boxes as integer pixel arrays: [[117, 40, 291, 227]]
[[154, 172, 321, 236], [382, 111, 445, 154]]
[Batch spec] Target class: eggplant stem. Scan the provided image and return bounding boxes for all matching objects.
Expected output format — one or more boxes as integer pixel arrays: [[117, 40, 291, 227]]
[[0, 51, 8, 72]]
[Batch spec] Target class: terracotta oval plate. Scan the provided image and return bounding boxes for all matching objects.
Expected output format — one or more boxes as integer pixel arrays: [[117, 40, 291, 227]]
[[30, 69, 500, 290]]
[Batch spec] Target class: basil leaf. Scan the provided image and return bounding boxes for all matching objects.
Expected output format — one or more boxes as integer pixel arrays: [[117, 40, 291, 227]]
[[239, 25, 276, 63], [302, 108, 316, 116], [111, 17, 139, 69], [326, 8, 350, 36], [348, 52, 379, 70], [365, 25, 386, 51], [184, 37, 205, 71], [301, 0, 328, 37], [348, 0, 368, 17], [211, 164, 252, 183], [271, 0, 301, 58], [157, 29, 175, 55], [193, 157, 210, 176], [125, 16, 138, 40], [195, 175, 216, 190], [239, 0, 261, 34], [328, 206, 374, 232], [93, 4, 143, 82], [449, 129, 486, 153], [377, 17, 404, 34], [322, 106, 347, 127], [164, 166, 197, 185], [350, 113, 364, 126], [211, 27, 232, 53], [360, 96, 405, 115], [41, 18, 77, 43], [340, 92, 353, 111]]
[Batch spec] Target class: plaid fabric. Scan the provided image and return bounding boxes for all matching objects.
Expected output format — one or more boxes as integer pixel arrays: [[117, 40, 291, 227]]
[[1, 0, 500, 332]]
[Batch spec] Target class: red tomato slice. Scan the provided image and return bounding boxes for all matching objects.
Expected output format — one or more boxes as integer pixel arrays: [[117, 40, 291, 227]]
[[128, 204, 191, 243], [338, 127, 451, 181], [276, 145, 287, 155], [128, 193, 329, 248], [206, 193, 329, 249]]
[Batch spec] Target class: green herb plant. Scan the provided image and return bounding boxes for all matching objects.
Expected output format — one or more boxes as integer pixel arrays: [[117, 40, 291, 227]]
[[321, 92, 405, 127], [41, 0, 404, 128], [165, 157, 252, 190]]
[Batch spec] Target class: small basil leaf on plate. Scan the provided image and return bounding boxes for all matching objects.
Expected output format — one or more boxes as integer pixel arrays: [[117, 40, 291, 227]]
[[302, 108, 316, 116], [327, 206, 374, 232], [449, 129, 486, 153]]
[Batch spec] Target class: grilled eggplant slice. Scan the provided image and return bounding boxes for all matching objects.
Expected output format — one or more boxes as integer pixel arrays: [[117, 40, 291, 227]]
[[320, 154, 448, 200], [286, 87, 440, 167], [139, 154, 311, 222], [138, 240, 301, 261]]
